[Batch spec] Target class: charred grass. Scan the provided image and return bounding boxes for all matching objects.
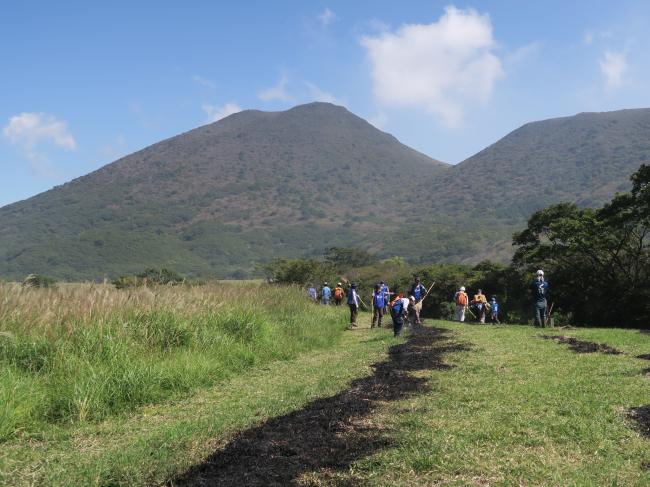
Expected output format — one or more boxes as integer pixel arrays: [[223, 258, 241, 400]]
[[172, 326, 468, 486], [3, 316, 650, 486], [541, 334, 623, 354]]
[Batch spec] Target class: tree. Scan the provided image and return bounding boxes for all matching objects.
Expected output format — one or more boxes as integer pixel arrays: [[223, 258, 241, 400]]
[[259, 258, 336, 286], [512, 165, 650, 327], [324, 247, 378, 270]]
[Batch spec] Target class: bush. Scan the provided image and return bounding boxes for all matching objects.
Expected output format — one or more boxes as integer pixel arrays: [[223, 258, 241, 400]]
[[112, 268, 187, 289], [22, 274, 56, 288]]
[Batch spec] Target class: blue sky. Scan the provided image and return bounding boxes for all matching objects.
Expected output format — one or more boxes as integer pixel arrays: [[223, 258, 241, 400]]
[[2, 0, 650, 207]]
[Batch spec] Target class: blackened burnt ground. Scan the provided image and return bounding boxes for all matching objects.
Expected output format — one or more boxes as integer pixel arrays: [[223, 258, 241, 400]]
[[170, 326, 470, 487], [628, 405, 650, 439], [541, 335, 623, 355]]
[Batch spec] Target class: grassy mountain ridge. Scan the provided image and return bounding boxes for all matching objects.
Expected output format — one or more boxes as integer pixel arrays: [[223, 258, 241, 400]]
[[439, 108, 650, 222], [1, 103, 649, 279]]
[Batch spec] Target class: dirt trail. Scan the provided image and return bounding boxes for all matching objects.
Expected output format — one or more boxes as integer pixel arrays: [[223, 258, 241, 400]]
[[170, 326, 469, 486]]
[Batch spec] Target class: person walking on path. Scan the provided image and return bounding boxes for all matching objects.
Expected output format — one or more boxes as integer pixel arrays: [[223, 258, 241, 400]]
[[371, 284, 386, 328], [308, 284, 318, 303], [472, 289, 488, 323], [454, 286, 469, 322], [490, 296, 501, 324], [347, 283, 361, 328], [530, 270, 549, 327], [380, 281, 390, 314], [333, 282, 345, 306], [320, 282, 332, 306], [389, 290, 409, 337], [409, 276, 427, 325]]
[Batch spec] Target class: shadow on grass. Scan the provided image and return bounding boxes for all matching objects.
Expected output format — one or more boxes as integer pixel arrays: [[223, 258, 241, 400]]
[[171, 326, 469, 486]]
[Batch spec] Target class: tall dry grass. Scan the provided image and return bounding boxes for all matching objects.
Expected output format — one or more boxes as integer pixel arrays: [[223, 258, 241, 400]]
[[0, 282, 345, 441]]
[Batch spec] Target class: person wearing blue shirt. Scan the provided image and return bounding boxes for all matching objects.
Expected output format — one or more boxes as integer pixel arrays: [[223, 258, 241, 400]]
[[490, 297, 500, 324], [380, 281, 390, 314], [321, 282, 332, 305], [530, 270, 549, 327], [409, 276, 427, 325], [307, 284, 317, 303], [371, 284, 386, 328]]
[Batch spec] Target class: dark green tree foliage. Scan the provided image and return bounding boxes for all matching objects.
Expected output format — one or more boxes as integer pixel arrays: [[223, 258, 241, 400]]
[[260, 259, 337, 286], [513, 165, 650, 327], [324, 247, 378, 271], [112, 268, 186, 288]]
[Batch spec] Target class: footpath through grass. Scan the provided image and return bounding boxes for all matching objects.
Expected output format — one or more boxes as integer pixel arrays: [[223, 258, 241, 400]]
[[326, 322, 650, 486], [2, 313, 650, 485]]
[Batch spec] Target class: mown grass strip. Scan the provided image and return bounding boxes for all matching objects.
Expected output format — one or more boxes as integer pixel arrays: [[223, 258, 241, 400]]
[[325, 322, 650, 486]]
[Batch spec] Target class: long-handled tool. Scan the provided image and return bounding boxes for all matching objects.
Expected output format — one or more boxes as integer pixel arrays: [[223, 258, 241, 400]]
[[357, 295, 369, 311], [545, 302, 555, 328], [466, 306, 477, 319], [420, 282, 436, 302]]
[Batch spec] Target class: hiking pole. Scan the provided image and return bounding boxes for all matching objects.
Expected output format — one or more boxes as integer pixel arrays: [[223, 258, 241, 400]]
[[466, 306, 477, 319], [545, 302, 555, 328]]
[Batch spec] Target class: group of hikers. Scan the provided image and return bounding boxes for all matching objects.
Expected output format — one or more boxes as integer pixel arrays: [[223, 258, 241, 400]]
[[308, 269, 551, 336]]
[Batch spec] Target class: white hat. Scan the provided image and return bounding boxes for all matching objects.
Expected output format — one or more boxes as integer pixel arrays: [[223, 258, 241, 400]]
[[460, 286, 466, 291], [536, 270, 544, 276]]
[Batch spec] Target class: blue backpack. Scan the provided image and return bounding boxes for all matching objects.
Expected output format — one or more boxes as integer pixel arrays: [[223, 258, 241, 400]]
[[390, 299, 403, 317]]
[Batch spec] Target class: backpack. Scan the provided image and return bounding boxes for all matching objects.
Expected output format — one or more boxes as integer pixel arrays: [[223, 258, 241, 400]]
[[456, 292, 468, 306], [334, 287, 344, 299], [390, 298, 404, 317]]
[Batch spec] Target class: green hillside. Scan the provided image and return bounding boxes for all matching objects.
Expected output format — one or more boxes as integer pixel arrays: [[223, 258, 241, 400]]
[[1, 104, 650, 280], [442, 108, 650, 222]]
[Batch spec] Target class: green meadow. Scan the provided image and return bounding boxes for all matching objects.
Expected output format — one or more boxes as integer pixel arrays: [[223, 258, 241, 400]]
[[1, 284, 649, 485]]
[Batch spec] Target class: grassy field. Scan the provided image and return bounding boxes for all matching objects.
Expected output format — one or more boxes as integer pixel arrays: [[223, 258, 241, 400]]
[[0, 282, 345, 443], [1, 288, 650, 485]]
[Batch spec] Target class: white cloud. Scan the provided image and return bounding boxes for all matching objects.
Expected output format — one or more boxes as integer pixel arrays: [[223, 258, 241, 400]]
[[305, 82, 345, 106], [318, 8, 336, 26], [3, 112, 76, 151], [192, 74, 215, 88], [202, 102, 242, 123], [506, 42, 542, 66], [360, 6, 504, 127], [599, 50, 627, 88], [258, 74, 295, 102]]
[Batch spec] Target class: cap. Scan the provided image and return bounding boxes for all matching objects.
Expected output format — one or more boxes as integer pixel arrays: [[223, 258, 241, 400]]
[[536, 270, 544, 276], [460, 286, 466, 291]]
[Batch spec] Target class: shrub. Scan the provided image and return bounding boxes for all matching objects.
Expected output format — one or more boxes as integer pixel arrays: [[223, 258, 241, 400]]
[[22, 274, 57, 288]]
